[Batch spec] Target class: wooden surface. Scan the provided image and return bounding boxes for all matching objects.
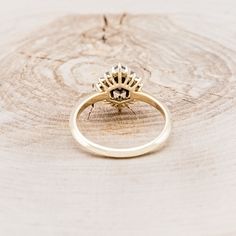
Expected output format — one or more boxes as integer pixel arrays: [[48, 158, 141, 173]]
[[1, 4, 236, 236]]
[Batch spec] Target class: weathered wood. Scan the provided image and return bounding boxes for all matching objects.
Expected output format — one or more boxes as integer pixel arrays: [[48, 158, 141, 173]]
[[0, 12, 236, 236]]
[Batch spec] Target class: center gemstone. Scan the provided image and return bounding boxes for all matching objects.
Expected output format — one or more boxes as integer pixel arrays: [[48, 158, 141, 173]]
[[110, 88, 129, 101]]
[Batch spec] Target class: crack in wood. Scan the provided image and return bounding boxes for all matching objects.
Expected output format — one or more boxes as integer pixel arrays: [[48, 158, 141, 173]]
[[19, 51, 65, 63], [101, 14, 108, 43], [119, 13, 127, 25], [103, 15, 108, 28]]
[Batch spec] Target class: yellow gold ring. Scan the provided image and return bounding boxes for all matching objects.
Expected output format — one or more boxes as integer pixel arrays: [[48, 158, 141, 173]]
[[70, 64, 171, 158]]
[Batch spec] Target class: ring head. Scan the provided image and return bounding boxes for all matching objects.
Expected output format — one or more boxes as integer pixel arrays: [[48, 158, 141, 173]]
[[96, 64, 143, 109]]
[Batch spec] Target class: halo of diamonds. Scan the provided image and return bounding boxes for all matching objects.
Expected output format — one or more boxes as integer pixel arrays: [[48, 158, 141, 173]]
[[96, 64, 143, 107]]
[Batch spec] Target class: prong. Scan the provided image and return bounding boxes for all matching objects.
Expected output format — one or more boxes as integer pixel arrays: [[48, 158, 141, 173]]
[[104, 72, 113, 85], [99, 77, 109, 88], [96, 82, 104, 92], [132, 77, 143, 90], [135, 82, 143, 91], [106, 71, 116, 85], [125, 71, 136, 85], [117, 63, 122, 85], [126, 74, 136, 87]]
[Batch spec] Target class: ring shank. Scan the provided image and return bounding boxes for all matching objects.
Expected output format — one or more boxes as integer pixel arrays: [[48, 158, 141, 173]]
[[70, 92, 171, 158]]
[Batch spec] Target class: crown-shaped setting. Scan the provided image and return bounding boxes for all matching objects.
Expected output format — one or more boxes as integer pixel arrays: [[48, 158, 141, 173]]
[[96, 64, 143, 108]]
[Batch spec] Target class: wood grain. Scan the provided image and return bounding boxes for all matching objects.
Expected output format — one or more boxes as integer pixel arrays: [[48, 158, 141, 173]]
[[0, 13, 236, 236]]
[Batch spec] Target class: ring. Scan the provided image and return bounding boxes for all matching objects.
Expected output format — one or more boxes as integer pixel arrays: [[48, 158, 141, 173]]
[[70, 64, 172, 158]]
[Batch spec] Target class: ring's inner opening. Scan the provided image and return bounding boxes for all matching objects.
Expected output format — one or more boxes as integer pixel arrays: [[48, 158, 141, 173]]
[[77, 101, 165, 148]]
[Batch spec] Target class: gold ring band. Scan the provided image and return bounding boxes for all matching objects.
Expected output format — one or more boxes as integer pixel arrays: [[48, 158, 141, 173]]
[[69, 64, 172, 158], [70, 91, 171, 158]]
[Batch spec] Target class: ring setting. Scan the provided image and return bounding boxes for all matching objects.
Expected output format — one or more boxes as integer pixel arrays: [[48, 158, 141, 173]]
[[70, 64, 172, 158], [96, 64, 142, 111]]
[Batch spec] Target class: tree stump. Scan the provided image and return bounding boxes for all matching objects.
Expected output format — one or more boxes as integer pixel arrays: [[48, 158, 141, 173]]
[[0, 14, 236, 236]]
